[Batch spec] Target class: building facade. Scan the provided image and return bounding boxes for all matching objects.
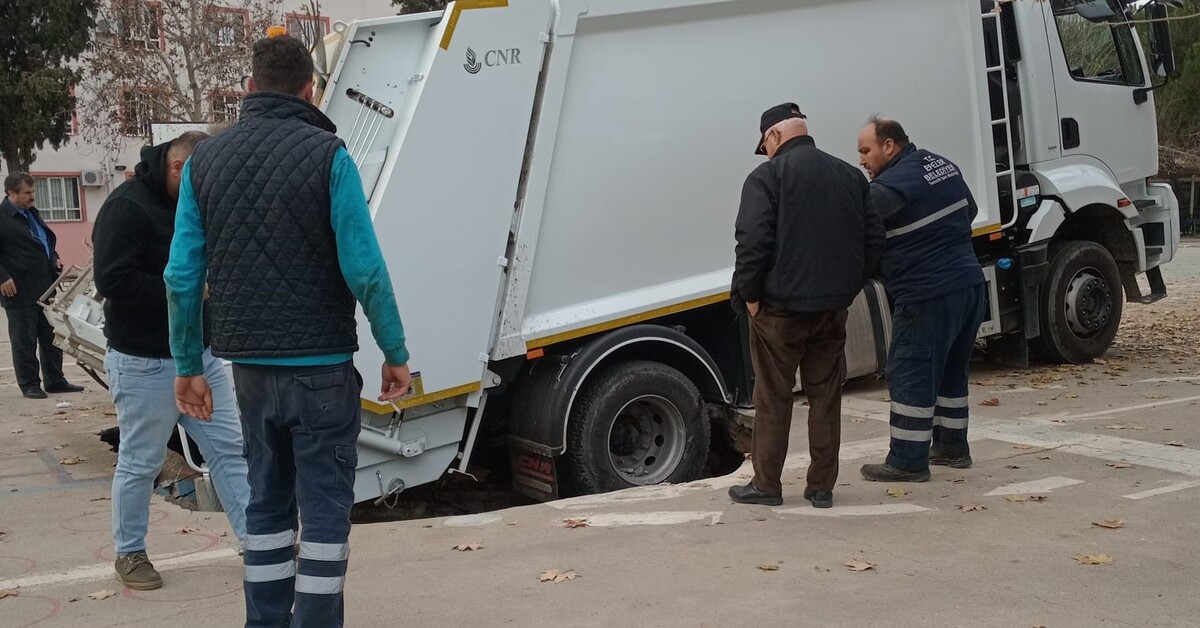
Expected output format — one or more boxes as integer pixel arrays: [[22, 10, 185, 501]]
[[2, 0, 398, 267]]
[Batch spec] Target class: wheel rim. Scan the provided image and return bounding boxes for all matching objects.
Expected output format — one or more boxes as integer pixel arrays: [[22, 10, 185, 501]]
[[1063, 267, 1113, 339], [605, 394, 687, 485]]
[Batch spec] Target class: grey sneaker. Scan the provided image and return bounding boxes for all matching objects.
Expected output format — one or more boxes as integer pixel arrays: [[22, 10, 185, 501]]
[[115, 551, 163, 590]]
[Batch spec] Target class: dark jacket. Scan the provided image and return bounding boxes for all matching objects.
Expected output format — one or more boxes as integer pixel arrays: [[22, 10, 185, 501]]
[[0, 196, 61, 309], [93, 141, 206, 358], [733, 135, 884, 312], [189, 92, 357, 359], [869, 144, 984, 305]]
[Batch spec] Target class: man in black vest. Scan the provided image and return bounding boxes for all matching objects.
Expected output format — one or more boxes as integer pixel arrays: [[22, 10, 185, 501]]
[[856, 117, 986, 482], [0, 172, 85, 399], [728, 104, 883, 509], [165, 36, 411, 627]]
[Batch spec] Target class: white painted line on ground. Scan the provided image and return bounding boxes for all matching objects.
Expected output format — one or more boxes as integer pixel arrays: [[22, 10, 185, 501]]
[[444, 513, 504, 527], [1136, 377, 1200, 384], [0, 547, 238, 592], [992, 386, 1065, 394], [1053, 395, 1200, 421], [703, 437, 893, 491], [549, 484, 694, 510], [1123, 480, 1200, 500], [774, 503, 931, 517], [573, 511, 723, 527], [984, 477, 1084, 496], [844, 397, 1200, 478]]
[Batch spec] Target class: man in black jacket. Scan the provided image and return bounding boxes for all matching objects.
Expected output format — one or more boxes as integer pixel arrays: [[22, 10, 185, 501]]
[[93, 133, 249, 591], [0, 172, 85, 399], [728, 104, 884, 508]]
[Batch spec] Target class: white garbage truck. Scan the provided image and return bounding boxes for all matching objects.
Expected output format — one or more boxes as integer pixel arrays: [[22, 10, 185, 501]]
[[49, 0, 1181, 504]]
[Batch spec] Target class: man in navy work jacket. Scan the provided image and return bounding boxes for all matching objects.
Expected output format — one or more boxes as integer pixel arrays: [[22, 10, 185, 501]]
[[165, 35, 412, 628], [856, 117, 986, 482]]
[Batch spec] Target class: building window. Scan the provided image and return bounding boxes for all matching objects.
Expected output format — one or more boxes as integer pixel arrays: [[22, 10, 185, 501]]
[[121, 89, 165, 136], [285, 13, 330, 48], [210, 91, 242, 123], [208, 8, 249, 49], [117, 1, 163, 50], [33, 176, 83, 223]]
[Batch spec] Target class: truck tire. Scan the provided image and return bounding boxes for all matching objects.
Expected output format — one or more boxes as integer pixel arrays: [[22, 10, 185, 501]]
[[561, 360, 710, 495], [1032, 240, 1123, 364]]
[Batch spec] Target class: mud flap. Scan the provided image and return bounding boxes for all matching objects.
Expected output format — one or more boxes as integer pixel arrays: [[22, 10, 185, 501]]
[[508, 436, 559, 501]]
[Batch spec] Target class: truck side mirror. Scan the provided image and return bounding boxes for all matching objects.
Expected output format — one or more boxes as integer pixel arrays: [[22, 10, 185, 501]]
[[1148, 3, 1176, 77]]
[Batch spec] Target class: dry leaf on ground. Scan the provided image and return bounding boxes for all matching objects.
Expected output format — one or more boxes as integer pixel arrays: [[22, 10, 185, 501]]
[[1106, 462, 1132, 469], [88, 589, 118, 600], [0, 588, 19, 599], [1006, 495, 1029, 502], [757, 564, 780, 571], [1006, 465, 1021, 470], [11, 429, 22, 434], [975, 379, 997, 386], [850, 418, 866, 423], [452, 543, 483, 552], [563, 518, 590, 529], [980, 398, 1001, 406], [1073, 554, 1114, 565], [177, 526, 199, 534], [59, 457, 88, 465], [1093, 519, 1125, 529], [1103, 424, 1148, 431], [1038, 455, 1053, 460], [538, 569, 579, 583], [1165, 441, 1187, 447], [886, 488, 910, 498], [958, 503, 987, 512], [844, 560, 876, 572]]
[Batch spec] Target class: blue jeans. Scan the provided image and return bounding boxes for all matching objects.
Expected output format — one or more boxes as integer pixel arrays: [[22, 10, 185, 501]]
[[886, 284, 987, 472], [233, 361, 361, 628], [106, 348, 250, 555]]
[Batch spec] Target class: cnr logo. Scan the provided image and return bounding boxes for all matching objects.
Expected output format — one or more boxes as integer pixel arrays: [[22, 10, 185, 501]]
[[463, 46, 523, 74]]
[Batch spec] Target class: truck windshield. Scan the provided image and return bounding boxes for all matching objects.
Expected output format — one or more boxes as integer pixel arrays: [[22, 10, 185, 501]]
[[1051, 0, 1146, 86]]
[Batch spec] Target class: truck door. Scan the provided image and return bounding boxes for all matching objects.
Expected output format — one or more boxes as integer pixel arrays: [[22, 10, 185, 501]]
[[1041, 0, 1157, 184]]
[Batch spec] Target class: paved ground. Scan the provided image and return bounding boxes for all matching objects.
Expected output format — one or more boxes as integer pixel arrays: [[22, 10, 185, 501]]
[[2, 241, 1200, 627]]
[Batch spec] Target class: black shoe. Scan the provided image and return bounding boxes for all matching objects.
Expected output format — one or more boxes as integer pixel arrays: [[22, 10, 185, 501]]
[[928, 449, 973, 469], [728, 482, 783, 506], [860, 463, 931, 483], [803, 487, 833, 509], [46, 382, 84, 393], [21, 387, 48, 399]]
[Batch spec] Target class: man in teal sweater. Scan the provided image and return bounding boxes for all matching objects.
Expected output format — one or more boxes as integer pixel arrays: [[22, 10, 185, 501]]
[[165, 36, 410, 628]]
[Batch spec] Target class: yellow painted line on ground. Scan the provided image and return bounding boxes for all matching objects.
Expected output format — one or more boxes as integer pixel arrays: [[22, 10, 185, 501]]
[[439, 0, 509, 50], [362, 381, 482, 414], [525, 292, 731, 350]]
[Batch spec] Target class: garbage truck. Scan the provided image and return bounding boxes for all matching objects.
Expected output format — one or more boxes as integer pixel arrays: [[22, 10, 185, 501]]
[[47, 0, 1181, 504]]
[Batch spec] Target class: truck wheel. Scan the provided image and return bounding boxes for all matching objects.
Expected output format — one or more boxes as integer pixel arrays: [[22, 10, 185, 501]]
[[561, 360, 710, 495], [1032, 240, 1123, 364]]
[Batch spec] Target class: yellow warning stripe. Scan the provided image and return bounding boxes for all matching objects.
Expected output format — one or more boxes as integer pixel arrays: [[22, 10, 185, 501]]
[[361, 381, 482, 414], [972, 223, 1003, 238], [525, 292, 731, 350], [439, 0, 509, 51]]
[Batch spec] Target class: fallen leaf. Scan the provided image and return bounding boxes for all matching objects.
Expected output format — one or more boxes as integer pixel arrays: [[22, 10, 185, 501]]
[[947, 478, 968, 484], [56, 401, 72, 409], [886, 488, 910, 498], [11, 429, 23, 434], [0, 588, 18, 599], [452, 543, 483, 552], [1012, 445, 1033, 450], [1038, 455, 1052, 460], [980, 398, 1001, 407], [1106, 462, 1132, 469], [1094, 358, 1109, 365], [1103, 424, 1149, 431], [844, 560, 876, 572], [59, 457, 88, 465], [1028, 495, 1048, 502], [1006, 465, 1021, 470], [177, 527, 199, 534], [958, 503, 987, 512], [538, 569, 579, 583], [1066, 394, 1079, 399], [975, 379, 997, 386], [1006, 495, 1029, 503], [26, 448, 37, 453], [52, 445, 66, 450], [1092, 519, 1125, 529], [104, 411, 117, 416], [850, 418, 866, 423], [1073, 554, 1114, 565], [1165, 441, 1187, 447], [563, 518, 590, 529], [757, 564, 780, 571], [89, 496, 111, 502], [88, 589, 117, 600]]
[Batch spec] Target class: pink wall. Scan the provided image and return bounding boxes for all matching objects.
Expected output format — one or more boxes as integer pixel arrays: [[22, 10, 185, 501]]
[[51, 221, 94, 269]]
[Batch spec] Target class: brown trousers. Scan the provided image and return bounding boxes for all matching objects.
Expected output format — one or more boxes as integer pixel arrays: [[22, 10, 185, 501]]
[[748, 305, 849, 493]]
